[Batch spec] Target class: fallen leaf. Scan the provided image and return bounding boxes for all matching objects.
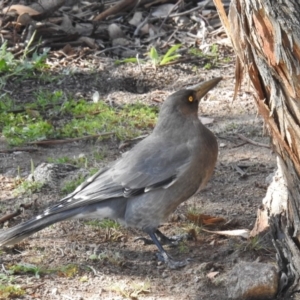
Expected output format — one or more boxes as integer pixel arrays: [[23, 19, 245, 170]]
[[199, 116, 214, 125], [186, 213, 226, 226], [202, 228, 250, 239], [3, 5, 40, 16], [207, 271, 219, 279], [152, 4, 175, 17], [129, 11, 143, 26]]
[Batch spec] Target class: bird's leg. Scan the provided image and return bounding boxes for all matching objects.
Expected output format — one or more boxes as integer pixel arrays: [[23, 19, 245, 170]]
[[135, 229, 191, 246], [148, 231, 190, 269]]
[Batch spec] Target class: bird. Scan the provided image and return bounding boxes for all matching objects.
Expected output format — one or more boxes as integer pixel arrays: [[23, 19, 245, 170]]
[[0, 77, 221, 269]]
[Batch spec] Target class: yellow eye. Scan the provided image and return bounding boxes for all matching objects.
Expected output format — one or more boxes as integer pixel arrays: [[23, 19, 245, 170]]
[[188, 96, 194, 102]]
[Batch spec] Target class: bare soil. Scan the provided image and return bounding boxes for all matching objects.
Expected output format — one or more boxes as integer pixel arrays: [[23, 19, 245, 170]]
[[0, 54, 277, 299]]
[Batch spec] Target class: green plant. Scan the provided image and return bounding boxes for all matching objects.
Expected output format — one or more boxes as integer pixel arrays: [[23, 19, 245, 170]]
[[115, 57, 145, 65], [235, 235, 271, 253], [1, 94, 158, 146], [224, 122, 238, 132], [47, 156, 74, 164], [204, 62, 212, 70], [189, 44, 221, 70], [85, 219, 121, 230], [47, 155, 88, 168], [110, 280, 150, 298], [189, 47, 205, 57], [0, 40, 49, 88], [244, 236, 266, 251], [178, 240, 189, 253], [55, 264, 79, 278], [0, 285, 25, 299], [9, 263, 42, 278], [61, 175, 87, 195], [8, 263, 79, 279], [91, 250, 124, 266], [149, 44, 181, 67], [14, 179, 43, 196], [210, 43, 219, 55]]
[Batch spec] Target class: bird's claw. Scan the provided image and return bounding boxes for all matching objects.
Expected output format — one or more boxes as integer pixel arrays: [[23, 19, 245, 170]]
[[156, 232, 191, 246], [156, 252, 191, 269], [134, 237, 154, 245]]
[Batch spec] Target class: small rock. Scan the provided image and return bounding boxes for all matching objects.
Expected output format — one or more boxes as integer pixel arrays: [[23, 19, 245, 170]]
[[112, 38, 131, 47], [220, 143, 227, 148], [27, 163, 80, 189], [92, 91, 100, 103], [108, 23, 125, 40], [152, 4, 175, 17], [227, 261, 278, 300], [129, 11, 143, 26], [51, 287, 58, 295], [120, 50, 138, 58], [174, 16, 191, 26]]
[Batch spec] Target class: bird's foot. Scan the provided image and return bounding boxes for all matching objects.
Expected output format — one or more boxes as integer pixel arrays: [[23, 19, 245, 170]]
[[156, 230, 191, 246], [134, 236, 154, 245], [156, 251, 191, 269]]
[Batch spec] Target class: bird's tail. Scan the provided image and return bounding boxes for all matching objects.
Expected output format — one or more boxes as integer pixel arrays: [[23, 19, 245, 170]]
[[0, 208, 81, 246]]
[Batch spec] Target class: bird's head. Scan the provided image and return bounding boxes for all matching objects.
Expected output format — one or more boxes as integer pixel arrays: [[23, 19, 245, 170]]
[[159, 77, 223, 118]]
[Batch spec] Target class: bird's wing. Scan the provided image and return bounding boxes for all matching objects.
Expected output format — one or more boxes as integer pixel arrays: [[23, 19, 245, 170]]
[[111, 137, 191, 196], [43, 135, 191, 213]]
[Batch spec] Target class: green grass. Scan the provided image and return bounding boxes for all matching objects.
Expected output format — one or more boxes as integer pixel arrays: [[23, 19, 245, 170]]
[[189, 44, 230, 70], [85, 219, 121, 230], [61, 174, 87, 195], [0, 91, 158, 146], [149, 44, 181, 66], [90, 250, 124, 266], [9, 263, 42, 278], [0, 263, 80, 299], [14, 179, 43, 196], [115, 44, 182, 66], [8, 263, 80, 279], [47, 155, 88, 168], [0, 40, 50, 89], [0, 284, 25, 299]]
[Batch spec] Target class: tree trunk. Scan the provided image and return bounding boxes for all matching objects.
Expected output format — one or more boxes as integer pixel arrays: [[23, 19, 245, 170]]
[[214, 0, 300, 297]]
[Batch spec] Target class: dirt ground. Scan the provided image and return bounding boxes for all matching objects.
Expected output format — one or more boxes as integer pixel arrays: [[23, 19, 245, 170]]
[[0, 52, 278, 299]]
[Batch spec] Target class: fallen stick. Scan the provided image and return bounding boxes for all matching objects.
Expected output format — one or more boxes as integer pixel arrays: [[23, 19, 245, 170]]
[[0, 209, 22, 224], [93, 0, 138, 22], [237, 134, 270, 149], [0, 147, 38, 153], [28, 132, 115, 146]]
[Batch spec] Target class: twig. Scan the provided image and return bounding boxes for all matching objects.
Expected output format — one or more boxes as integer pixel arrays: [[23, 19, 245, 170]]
[[93, 0, 138, 22], [85, 265, 103, 277], [234, 165, 248, 178], [28, 132, 115, 146], [0, 209, 22, 224], [232, 142, 248, 148], [96, 46, 135, 55], [237, 134, 270, 149], [0, 147, 38, 153], [119, 134, 148, 149], [22, 283, 46, 290], [149, 1, 210, 21], [134, 15, 149, 36], [161, 28, 179, 48], [158, 0, 181, 32], [20, 202, 33, 210]]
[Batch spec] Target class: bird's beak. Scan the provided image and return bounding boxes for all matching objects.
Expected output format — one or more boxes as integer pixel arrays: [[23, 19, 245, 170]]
[[188, 77, 222, 100]]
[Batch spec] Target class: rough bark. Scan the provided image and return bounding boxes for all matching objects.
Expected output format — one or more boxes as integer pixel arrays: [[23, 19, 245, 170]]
[[214, 0, 300, 296]]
